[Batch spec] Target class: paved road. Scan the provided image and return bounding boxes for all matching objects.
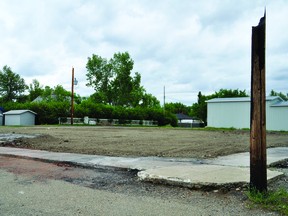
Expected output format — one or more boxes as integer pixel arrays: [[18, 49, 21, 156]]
[[0, 156, 277, 216]]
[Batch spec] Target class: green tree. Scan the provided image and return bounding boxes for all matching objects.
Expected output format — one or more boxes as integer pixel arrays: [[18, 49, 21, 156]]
[[86, 52, 159, 107], [53, 85, 71, 102], [0, 65, 28, 102], [191, 89, 248, 123], [212, 88, 248, 98], [33, 85, 79, 104], [165, 102, 189, 114], [190, 91, 207, 122], [269, 90, 288, 101], [86, 54, 113, 104], [141, 93, 160, 108], [41, 86, 54, 100], [110, 52, 135, 106], [28, 79, 44, 101]]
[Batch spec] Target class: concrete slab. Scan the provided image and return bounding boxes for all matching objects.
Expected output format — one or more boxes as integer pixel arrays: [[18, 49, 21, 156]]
[[138, 165, 282, 188], [0, 147, 286, 189], [0, 147, 201, 170], [205, 147, 288, 167]]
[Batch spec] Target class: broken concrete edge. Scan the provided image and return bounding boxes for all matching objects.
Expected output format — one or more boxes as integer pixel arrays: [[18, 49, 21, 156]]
[[138, 174, 249, 191], [0, 153, 139, 173], [137, 170, 284, 191], [269, 158, 288, 168], [0, 152, 285, 191]]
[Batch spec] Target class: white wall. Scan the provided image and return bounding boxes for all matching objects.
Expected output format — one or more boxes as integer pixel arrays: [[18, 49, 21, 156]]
[[5, 112, 35, 126], [207, 99, 288, 131], [5, 115, 21, 126], [207, 101, 250, 129], [20, 112, 35, 125], [267, 107, 288, 131]]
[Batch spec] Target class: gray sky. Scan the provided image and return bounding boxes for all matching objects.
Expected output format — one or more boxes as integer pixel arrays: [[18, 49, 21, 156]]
[[0, 0, 287, 105]]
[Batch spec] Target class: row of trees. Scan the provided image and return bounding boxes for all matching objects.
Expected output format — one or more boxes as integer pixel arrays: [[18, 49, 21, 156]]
[[0, 66, 79, 104], [0, 51, 287, 126], [165, 88, 287, 124], [0, 52, 171, 125], [0, 52, 159, 107]]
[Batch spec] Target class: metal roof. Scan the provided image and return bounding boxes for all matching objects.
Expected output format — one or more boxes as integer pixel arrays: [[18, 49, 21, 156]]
[[271, 101, 288, 107], [3, 110, 37, 115], [206, 96, 281, 103], [175, 113, 194, 120]]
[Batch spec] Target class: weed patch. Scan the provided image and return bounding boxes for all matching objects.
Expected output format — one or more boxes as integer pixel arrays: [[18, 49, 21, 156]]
[[246, 188, 288, 215]]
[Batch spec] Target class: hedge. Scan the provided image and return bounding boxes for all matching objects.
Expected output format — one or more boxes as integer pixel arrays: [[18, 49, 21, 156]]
[[1, 101, 178, 127]]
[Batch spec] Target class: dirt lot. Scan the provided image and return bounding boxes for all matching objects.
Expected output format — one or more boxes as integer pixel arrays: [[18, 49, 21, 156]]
[[0, 126, 288, 159]]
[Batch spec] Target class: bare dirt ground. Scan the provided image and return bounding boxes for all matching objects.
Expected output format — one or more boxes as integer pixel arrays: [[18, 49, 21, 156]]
[[0, 126, 288, 159], [0, 126, 287, 215]]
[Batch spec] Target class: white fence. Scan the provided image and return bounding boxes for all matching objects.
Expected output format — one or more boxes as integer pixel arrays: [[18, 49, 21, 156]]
[[59, 117, 157, 126]]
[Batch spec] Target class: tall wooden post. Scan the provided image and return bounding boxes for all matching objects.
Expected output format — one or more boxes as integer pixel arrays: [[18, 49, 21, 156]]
[[71, 67, 75, 125], [163, 86, 166, 114], [250, 12, 267, 192]]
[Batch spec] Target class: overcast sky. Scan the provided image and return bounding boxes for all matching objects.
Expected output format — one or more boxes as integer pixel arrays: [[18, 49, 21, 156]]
[[0, 0, 287, 105]]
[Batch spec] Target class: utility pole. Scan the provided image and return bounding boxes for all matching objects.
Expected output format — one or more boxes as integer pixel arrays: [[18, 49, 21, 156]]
[[250, 11, 267, 192], [71, 67, 75, 125], [163, 86, 166, 114]]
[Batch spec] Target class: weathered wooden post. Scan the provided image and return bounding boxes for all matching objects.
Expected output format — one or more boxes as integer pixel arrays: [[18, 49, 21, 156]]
[[71, 67, 75, 125], [250, 12, 267, 192]]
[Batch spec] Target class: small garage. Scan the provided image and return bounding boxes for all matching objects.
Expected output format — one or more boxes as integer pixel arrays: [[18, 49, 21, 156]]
[[3, 110, 37, 126]]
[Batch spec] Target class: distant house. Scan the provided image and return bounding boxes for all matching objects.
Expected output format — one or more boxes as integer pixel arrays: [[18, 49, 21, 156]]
[[207, 96, 288, 131], [175, 113, 204, 128], [3, 110, 37, 126]]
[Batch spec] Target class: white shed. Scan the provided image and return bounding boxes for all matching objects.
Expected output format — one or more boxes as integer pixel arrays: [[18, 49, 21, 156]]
[[207, 96, 288, 131], [3, 110, 37, 126]]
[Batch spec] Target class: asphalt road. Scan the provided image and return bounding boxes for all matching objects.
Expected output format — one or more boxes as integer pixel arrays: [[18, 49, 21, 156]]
[[0, 156, 278, 216]]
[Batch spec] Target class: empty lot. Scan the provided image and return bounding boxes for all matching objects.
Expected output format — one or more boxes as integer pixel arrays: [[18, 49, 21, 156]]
[[0, 126, 288, 159]]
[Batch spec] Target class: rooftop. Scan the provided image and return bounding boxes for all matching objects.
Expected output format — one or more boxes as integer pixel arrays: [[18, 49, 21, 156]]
[[206, 96, 281, 103], [3, 110, 37, 115]]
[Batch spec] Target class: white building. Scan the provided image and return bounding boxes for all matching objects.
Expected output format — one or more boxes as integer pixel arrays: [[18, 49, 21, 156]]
[[3, 110, 37, 126], [207, 96, 288, 131]]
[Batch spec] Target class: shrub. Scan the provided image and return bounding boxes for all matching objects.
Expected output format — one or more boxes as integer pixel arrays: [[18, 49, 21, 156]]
[[1, 101, 178, 127]]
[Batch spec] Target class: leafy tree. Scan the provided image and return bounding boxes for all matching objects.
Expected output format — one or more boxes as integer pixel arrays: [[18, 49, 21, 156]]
[[28, 79, 44, 101], [190, 91, 207, 121], [86, 52, 159, 107], [86, 54, 113, 104], [269, 90, 288, 101], [165, 102, 190, 114], [212, 88, 248, 98], [191, 89, 248, 123], [0, 65, 28, 102], [110, 52, 139, 106], [53, 85, 71, 102], [141, 93, 160, 108]]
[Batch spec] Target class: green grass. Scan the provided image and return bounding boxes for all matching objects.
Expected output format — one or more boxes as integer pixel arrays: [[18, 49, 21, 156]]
[[246, 188, 288, 215], [197, 126, 237, 131]]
